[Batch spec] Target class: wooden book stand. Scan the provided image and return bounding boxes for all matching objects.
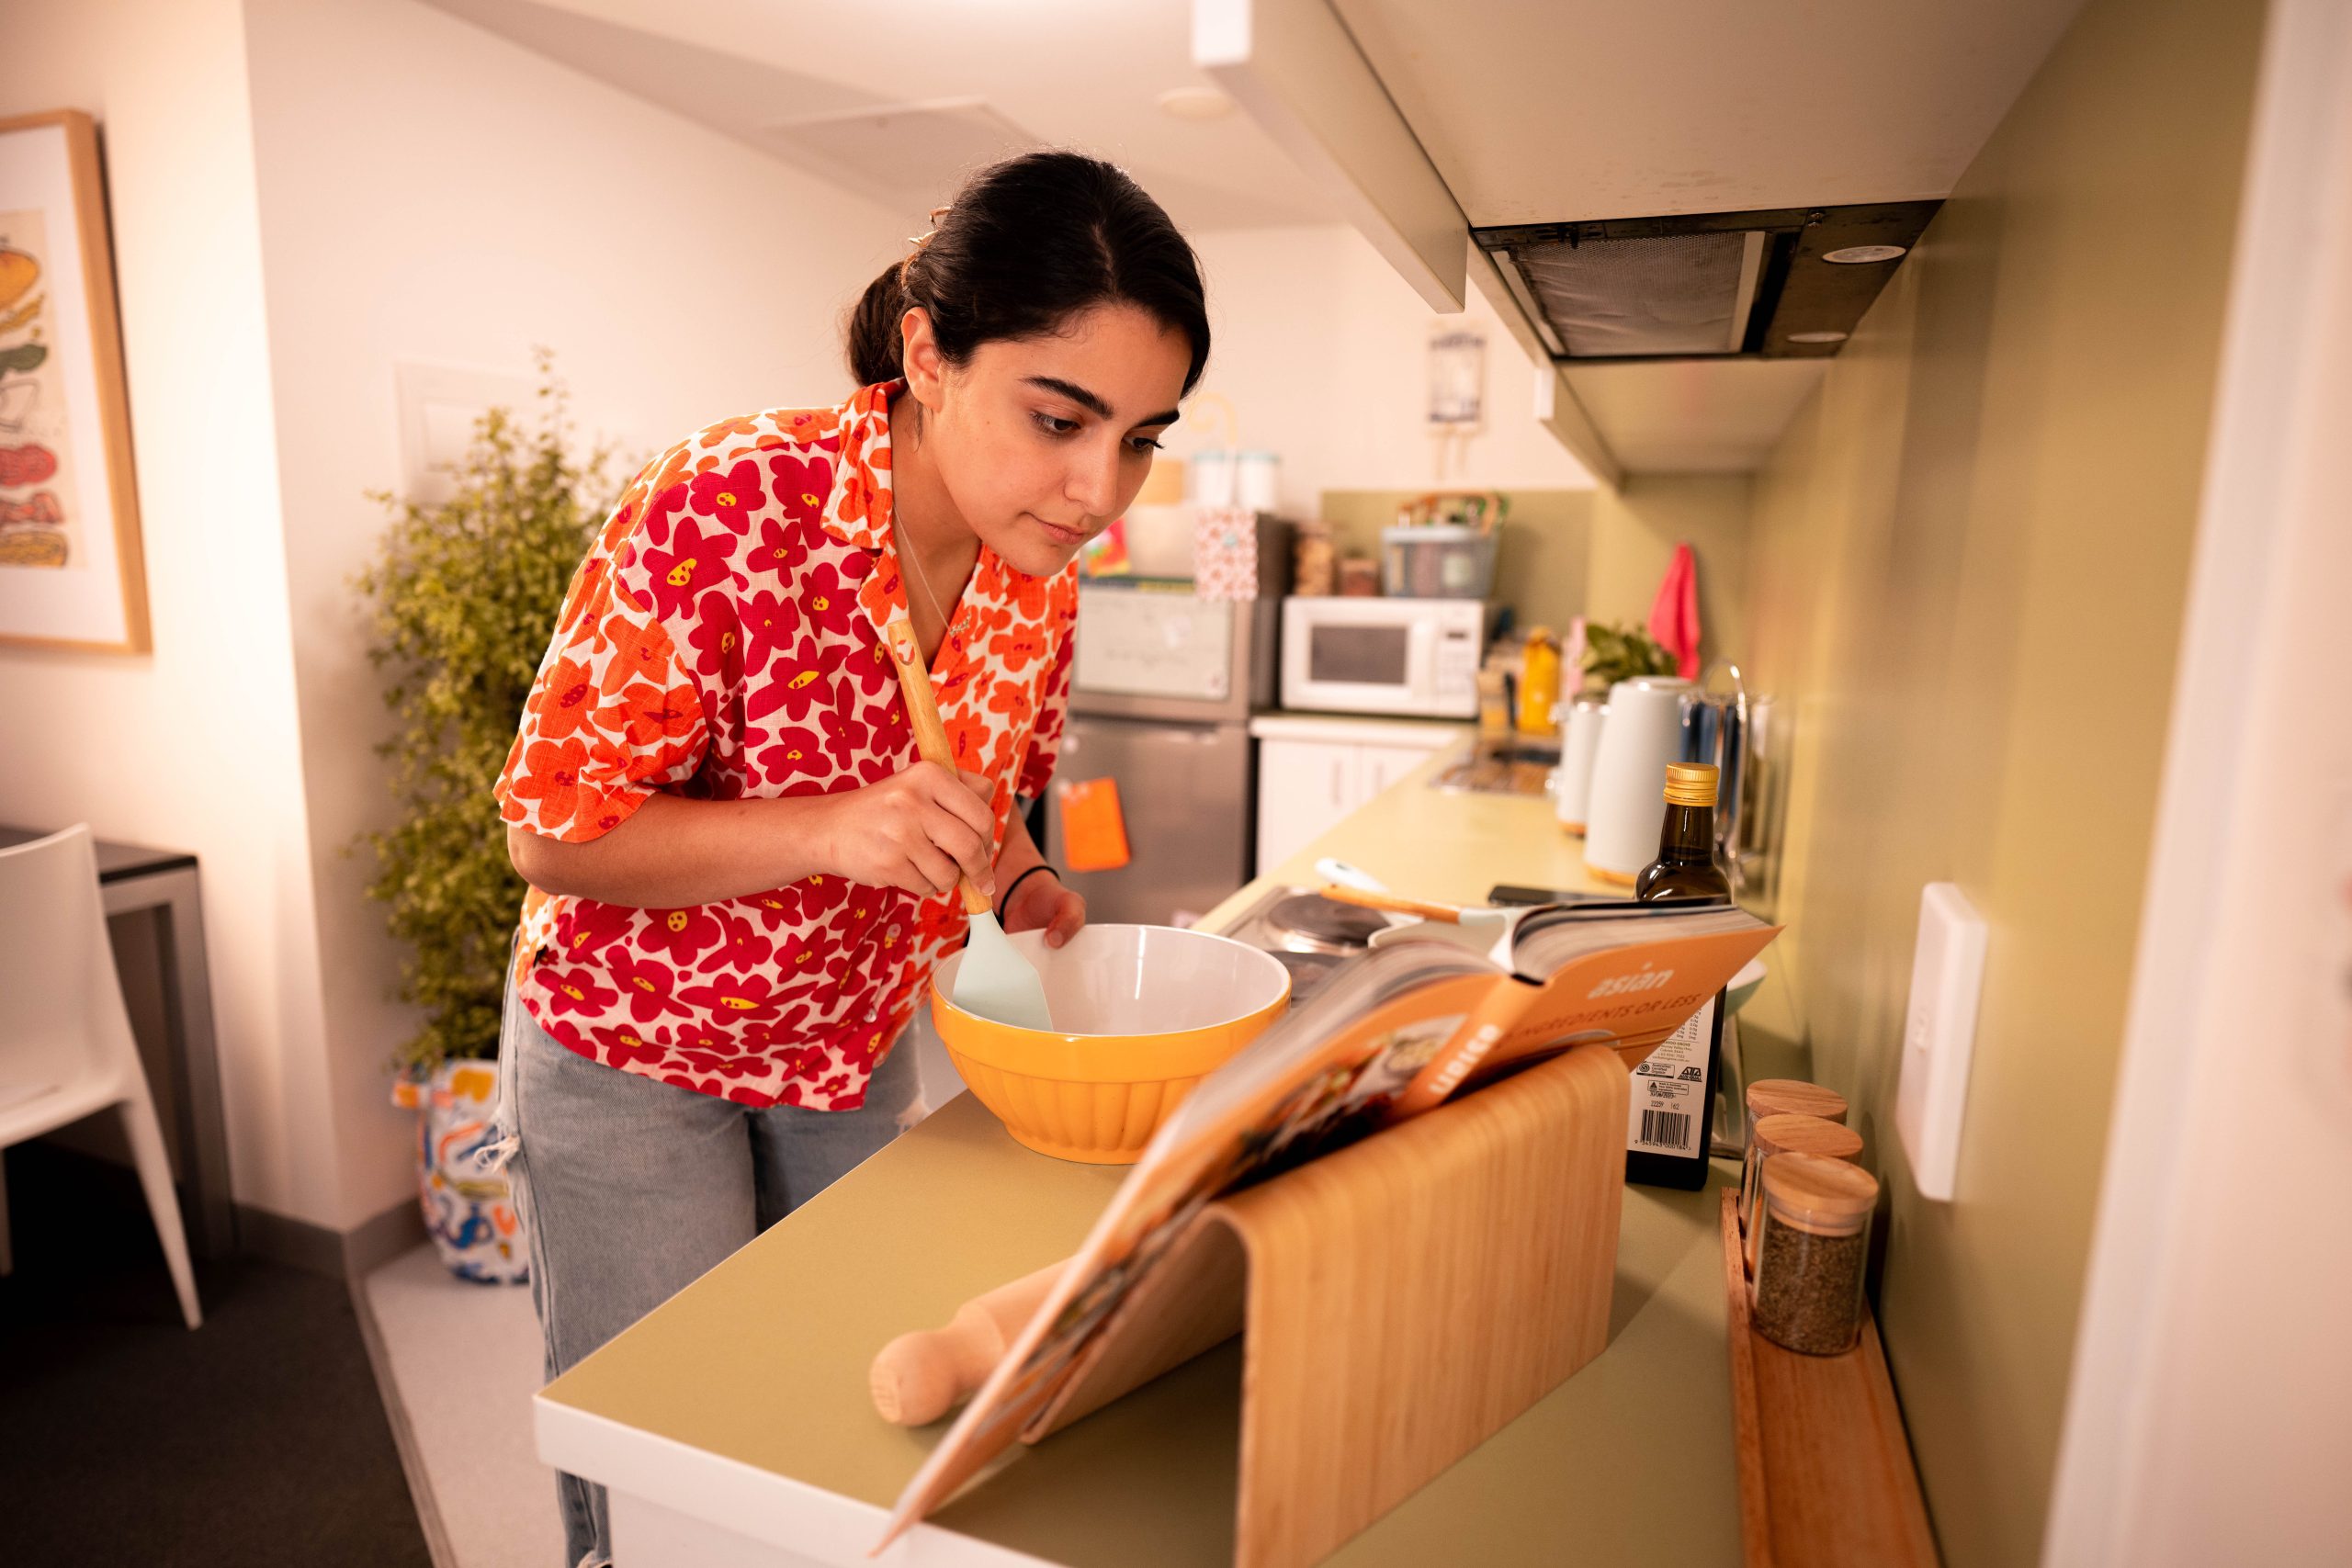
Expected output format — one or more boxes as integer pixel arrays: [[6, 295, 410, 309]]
[[1028, 1043, 1630, 1568]]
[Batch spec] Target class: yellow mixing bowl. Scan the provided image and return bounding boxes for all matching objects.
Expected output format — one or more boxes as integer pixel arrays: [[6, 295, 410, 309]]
[[929, 923, 1292, 1164]]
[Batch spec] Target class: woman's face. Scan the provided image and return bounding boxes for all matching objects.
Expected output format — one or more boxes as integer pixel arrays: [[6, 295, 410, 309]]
[[901, 302, 1193, 577]]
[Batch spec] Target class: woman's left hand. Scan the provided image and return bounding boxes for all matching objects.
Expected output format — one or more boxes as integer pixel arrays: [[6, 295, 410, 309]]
[[1001, 871, 1085, 949]]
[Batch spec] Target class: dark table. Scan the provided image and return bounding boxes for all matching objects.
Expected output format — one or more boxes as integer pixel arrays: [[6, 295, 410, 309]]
[[0, 826, 233, 1258]]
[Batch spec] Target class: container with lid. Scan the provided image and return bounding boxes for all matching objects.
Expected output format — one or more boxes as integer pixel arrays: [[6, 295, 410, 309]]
[[1749, 1153, 1880, 1356], [1746, 1077, 1850, 1127], [1742, 1112, 1865, 1273]]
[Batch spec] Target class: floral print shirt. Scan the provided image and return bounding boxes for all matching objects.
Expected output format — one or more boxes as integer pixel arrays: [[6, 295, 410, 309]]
[[493, 382, 1076, 1110]]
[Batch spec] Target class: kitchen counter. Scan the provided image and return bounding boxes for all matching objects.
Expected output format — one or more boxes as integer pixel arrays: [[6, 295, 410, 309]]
[[537, 747, 1747, 1567]]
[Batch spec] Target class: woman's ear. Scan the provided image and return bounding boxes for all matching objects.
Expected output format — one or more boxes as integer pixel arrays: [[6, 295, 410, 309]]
[[899, 307, 945, 410]]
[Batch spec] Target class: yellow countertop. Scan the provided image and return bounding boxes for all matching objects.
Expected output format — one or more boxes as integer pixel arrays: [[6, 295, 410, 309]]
[[537, 743, 1747, 1566]]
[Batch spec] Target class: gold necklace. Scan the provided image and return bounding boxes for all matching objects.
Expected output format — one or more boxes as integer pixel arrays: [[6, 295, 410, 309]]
[[895, 517, 958, 637]]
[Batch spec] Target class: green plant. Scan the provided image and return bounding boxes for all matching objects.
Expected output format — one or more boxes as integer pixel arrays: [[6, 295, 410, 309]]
[[1578, 620, 1679, 694], [356, 351, 618, 1072]]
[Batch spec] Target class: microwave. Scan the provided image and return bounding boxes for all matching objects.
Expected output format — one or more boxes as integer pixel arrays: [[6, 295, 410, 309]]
[[1279, 596, 1498, 718]]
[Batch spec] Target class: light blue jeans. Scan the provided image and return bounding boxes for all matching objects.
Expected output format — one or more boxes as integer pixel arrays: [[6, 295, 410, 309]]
[[484, 976, 921, 1568]]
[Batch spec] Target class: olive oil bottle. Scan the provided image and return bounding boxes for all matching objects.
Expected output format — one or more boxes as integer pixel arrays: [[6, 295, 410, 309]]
[[1625, 762, 1733, 1190]]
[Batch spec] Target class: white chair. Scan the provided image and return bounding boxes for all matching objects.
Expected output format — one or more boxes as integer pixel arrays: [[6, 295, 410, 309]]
[[0, 825, 201, 1327]]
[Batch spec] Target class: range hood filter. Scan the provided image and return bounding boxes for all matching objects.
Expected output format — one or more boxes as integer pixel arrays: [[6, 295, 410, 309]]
[[1519, 231, 1765, 358]]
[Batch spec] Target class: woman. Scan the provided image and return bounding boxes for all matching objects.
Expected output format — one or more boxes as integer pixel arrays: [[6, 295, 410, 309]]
[[487, 151, 1208, 1567]]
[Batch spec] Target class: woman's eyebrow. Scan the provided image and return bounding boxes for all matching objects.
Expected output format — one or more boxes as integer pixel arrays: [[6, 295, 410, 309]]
[[1025, 376, 1181, 430]]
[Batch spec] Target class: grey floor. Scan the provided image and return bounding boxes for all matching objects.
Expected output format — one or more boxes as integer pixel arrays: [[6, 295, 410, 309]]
[[363, 1019, 965, 1568]]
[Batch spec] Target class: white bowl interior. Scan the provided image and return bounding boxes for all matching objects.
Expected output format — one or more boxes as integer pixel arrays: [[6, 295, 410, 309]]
[[938, 923, 1288, 1036]]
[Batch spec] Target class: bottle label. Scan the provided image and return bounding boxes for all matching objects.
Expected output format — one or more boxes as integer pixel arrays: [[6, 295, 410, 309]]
[[1627, 994, 1715, 1157]]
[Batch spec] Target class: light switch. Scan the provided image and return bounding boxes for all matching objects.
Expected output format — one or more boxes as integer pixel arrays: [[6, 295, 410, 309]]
[[1896, 882, 1988, 1201]]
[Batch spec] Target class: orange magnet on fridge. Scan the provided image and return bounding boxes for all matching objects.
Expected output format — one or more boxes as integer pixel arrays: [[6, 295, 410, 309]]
[[1057, 778, 1132, 873]]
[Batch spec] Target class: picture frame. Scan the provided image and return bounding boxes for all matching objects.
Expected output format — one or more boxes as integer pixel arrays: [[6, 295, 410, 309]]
[[0, 109, 149, 653]]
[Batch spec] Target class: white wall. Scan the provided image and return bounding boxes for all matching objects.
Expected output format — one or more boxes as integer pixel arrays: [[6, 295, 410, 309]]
[[0, 1, 342, 1226], [239, 0, 910, 1227], [1176, 224, 1596, 511]]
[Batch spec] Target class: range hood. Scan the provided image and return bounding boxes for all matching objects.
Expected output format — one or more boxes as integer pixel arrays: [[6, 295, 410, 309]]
[[1479, 202, 1942, 362]]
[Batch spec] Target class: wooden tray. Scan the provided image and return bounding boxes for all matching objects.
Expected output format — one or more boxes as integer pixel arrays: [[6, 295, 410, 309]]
[[1720, 1189, 1939, 1567]]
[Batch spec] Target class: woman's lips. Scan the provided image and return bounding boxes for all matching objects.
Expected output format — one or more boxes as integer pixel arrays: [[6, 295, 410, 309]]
[[1031, 515, 1087, 547]]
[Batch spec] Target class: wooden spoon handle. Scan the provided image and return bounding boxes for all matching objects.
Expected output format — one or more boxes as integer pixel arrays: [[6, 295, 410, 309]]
[[884, 616, 992, 918], [870, 1258, 1067, 1425], [1317, 884, 1464, 923]]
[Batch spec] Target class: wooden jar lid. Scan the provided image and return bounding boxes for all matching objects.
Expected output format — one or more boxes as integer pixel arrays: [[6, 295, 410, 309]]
[[1746, 1077, 1849, 1125], [1760, 1151, 1880, 1224], [1752, 1112, 1863, 1162]]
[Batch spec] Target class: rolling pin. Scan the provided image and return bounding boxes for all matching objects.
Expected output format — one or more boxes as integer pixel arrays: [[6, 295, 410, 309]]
[[870, 1258, 1067, 1426]]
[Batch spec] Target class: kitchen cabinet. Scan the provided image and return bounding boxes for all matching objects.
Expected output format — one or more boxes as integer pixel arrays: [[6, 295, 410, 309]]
[[1249, 715, 1466, 876]]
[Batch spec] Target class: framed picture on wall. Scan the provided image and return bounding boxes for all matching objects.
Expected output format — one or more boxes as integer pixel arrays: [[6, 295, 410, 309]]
[[0, 109, 148, 652]]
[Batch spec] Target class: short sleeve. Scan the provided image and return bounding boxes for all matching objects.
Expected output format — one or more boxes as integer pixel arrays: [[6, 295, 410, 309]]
[[1016, 629, 1075, 801], [495, 513, 708, 843]]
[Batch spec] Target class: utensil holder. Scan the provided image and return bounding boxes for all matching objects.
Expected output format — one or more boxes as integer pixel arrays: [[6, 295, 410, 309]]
[[1026, 1043, 1630, 1568]]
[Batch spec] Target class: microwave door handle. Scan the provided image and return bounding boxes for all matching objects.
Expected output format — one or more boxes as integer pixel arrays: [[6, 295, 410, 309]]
[[1405, 619, 1438, 701]]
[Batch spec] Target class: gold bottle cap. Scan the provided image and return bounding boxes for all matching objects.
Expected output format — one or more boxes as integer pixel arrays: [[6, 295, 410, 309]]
[[1663, 761, 1720, 807]]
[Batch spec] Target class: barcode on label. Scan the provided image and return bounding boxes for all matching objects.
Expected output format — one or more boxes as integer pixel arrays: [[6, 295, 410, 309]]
[[1638, 1109, 1692, 1149]]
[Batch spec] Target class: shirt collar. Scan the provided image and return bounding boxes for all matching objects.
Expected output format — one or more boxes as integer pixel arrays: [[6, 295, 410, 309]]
[[820, 380, 900, 551]]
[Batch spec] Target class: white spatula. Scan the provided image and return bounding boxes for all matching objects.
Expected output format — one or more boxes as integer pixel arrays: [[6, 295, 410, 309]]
[[884, 617, 1055, 1032]]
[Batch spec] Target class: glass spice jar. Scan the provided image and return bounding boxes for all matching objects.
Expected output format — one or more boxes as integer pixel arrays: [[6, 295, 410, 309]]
[[1750, 1153, 1880, 1356], [1741, 1112, 1865, 1274]]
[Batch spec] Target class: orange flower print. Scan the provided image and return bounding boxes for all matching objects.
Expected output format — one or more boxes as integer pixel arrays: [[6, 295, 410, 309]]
[[504, 736, 594, 826], [595, 610, 673, 695], [597, 679, 700, 756], [695, 415, 761, 448], [686, 457, 764, 533], [528, 656, 601, 741]]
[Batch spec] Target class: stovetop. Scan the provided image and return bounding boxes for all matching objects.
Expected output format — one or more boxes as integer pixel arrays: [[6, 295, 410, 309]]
[[1217, 883, 1397, 1006]]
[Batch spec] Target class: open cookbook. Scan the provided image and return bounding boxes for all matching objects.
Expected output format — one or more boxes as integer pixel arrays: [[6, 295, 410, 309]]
[[875, 897, 1780, 1550]]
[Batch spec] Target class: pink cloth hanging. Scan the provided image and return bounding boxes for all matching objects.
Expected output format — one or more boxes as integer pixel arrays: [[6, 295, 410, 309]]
[[1647, 543, 1702, 680]]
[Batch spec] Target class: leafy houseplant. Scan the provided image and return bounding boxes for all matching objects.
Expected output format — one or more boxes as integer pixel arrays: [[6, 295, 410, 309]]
[[1577, 620, 1679, 696], [356, 354, 617, 1075]]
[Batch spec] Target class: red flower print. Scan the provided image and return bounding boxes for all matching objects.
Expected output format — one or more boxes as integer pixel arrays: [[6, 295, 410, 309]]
[[695, 907, 772, 976], [687, 457, 764, 534], [526, 656, 600, 741], [504, 736, 594, 826], [639, 479, 692, 547], [737, 587, 798, 676], [685, 591, 744, 683], [680, 971, 792, 1022], [639, 905, 723, 965], [605, 951, 688, 1024], [588, 1022, 669, 1069], [633, 517, 739, 621], [724, 1084, 778, 1109], [745, 637, 847, 726], [863, 692, 910, 761], [552, 899, 634, 959], [765, 452, 831, 527], [817, 703, 869, 757], [797, 559, 860, 637], [742, 886, 804, 932], [596, 679, 700, 761], [752, 723, 830, 784], [768, 930, 845, 995], [536, 964, 618, 1019], [840, 636, 894, 700], [742, 513, 816, 580]]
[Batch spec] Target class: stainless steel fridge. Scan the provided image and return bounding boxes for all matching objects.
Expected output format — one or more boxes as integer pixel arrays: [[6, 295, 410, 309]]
[[1041, 513, 1288, 926]]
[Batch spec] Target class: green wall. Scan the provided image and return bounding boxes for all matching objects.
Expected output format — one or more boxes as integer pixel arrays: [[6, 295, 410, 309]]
[[1735, 0, 2267, 1562]]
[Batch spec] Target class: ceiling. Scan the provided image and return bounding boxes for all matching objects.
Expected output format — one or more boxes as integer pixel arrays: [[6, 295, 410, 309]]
[[1329, 0, 2091, 227], [419, 0, 1334, 231]]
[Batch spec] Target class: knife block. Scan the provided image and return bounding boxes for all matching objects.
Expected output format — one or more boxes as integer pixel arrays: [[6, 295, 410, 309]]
[[1028, 1043, 1630, 1568]]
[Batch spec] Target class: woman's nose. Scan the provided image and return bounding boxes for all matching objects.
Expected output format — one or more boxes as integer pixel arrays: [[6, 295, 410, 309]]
[[1065, 440, 1122, 518]]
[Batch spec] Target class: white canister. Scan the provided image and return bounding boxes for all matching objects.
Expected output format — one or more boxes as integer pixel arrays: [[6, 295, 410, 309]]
[[1583, 676, 1693, 883], [1554, 695, 1608, 836], [1188, 449, 1238, 506], [1233, 450, 1281, 513]]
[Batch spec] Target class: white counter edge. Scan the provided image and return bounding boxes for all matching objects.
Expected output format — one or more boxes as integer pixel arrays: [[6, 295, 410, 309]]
[[1244, 712, 1470, 748], [536, 1393, 1060, 1567]]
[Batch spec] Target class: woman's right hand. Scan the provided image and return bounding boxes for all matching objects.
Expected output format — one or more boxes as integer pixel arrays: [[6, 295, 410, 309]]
[[814, 762, 1000, 900]]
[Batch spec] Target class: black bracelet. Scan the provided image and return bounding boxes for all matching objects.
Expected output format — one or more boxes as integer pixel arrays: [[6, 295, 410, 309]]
[[996, 863, 1061, 923]]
